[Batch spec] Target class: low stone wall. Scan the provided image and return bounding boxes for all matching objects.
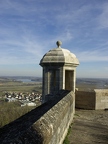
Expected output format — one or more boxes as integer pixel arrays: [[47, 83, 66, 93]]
[[75, 89, 108, 110], [75, 90, 95, 109], [0, 90, 75, 144], [95, 89, 108, 110]]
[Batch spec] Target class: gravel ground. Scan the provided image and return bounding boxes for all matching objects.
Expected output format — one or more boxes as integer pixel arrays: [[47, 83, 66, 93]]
[[68, 109, 108, 144]]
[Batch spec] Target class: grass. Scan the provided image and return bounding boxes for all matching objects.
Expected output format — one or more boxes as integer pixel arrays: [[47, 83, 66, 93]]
[[63, 123, 73, 144], [0, 81, 42, 96], [74, 113, 80, 117], [0, 101, 36, 128], [0, 80, 42, 128]]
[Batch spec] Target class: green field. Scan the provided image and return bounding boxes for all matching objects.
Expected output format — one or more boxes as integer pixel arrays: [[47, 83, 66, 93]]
[[76, 78, 108, 90], [0, 101, 36, 128], [0, 78, 42, 128], [0, 81, 42, 96]]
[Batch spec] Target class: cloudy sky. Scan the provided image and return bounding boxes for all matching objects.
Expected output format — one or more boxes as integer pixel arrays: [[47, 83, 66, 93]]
[[0, 0, 108, 78]]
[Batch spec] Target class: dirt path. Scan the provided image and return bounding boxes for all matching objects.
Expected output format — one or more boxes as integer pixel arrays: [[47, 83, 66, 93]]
[[68, 109, 108, 144]]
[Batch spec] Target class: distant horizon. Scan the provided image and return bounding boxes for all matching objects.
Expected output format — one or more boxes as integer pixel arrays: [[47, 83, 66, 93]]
[[0, 75, 108, 79]]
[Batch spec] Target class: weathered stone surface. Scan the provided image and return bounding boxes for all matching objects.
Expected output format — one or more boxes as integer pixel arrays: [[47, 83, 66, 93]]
[[40, 47, 79, 66], [40, 41, 79, 103], [75, 89, 108, 110], [75, 90, 96, 109], [0, 90, 75, 144], [94, 89, 108, 110]]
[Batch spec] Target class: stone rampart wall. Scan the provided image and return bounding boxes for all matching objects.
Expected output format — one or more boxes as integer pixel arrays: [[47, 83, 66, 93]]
[[75, 90, 95, 109], [75, 89, 108, 110], [94, 89, 108, 110], [0, 90, 75, 144]]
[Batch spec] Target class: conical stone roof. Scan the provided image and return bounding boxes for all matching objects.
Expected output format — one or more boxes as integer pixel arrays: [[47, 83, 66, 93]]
[[40, 41, 79, 66]]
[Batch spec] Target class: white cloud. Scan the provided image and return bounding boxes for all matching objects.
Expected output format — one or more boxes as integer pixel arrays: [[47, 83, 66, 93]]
[[77, 48, 108, 62], [105, 67, 108, 70], [98, 3, 108, 29]]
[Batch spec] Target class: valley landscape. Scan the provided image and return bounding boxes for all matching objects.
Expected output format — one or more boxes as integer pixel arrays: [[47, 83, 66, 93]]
[[0, 76, 108, 128], [0, 76, 42, 128]]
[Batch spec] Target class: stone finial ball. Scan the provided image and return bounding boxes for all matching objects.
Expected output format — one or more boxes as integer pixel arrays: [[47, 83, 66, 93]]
[[56, 40, 62, 47]]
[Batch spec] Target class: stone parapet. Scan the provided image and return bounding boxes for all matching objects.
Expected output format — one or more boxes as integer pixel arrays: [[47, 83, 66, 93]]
[[75, 90, 95, 109], [0, 90, 75, 144], [75, 89, 108, 110], [94, 89, 108, 110]]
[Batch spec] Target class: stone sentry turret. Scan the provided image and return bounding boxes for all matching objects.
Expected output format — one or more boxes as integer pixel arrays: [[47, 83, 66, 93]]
[[40, 41, 79, 103]]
